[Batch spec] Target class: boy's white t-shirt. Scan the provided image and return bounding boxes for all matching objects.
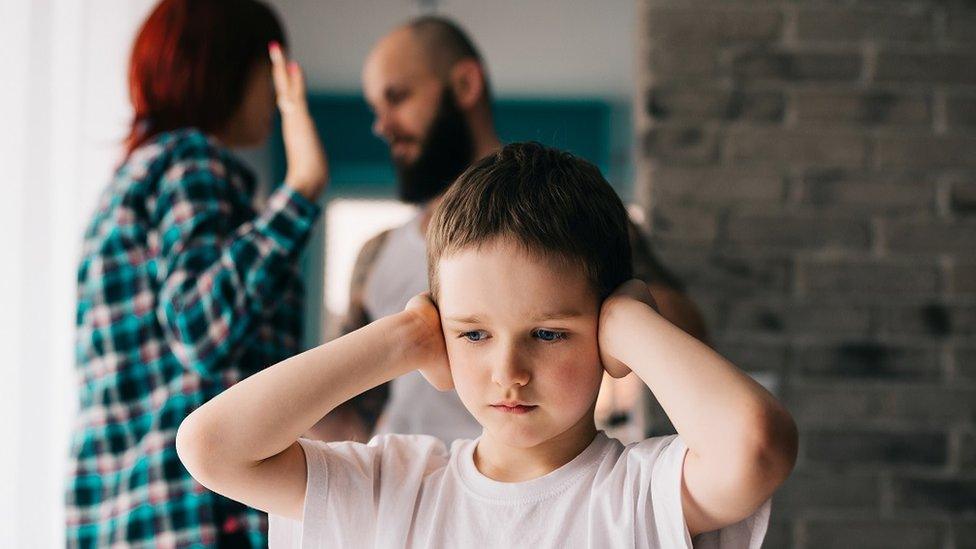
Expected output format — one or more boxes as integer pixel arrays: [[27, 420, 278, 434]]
[[269, 432, 770, 548]]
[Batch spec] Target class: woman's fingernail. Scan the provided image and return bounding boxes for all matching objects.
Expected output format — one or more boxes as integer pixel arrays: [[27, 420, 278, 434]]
[[268, 41, 280, 52], [288, 61, 299, 73]]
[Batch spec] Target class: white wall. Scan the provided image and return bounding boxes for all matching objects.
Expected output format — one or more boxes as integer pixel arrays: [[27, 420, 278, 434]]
[[272, 0, 637, 98], [1, 1, 157, 546]]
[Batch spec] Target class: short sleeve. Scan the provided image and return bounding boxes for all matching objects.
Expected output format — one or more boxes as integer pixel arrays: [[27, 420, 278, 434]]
[[269, 434, 449, 549], [649, 436, 771, 549]]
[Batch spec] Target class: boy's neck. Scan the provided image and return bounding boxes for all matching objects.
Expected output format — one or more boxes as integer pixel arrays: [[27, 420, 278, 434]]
[[472, 414, 599, 483]]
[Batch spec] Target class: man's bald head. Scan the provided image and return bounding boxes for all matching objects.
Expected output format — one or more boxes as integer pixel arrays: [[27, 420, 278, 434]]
[[406, 16, 485, 81]]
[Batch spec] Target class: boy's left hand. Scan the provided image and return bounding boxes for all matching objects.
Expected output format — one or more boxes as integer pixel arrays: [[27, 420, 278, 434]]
[[404, 293, 455, 391], [598, 279, 658, 378]]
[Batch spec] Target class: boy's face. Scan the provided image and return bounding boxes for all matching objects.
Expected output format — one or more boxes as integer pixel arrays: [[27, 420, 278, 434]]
[[437, 237, 604, 449]]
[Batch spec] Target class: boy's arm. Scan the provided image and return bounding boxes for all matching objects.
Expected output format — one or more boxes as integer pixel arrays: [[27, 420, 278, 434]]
[[599, 280, 797, 538], [175, 295, 449, 520]]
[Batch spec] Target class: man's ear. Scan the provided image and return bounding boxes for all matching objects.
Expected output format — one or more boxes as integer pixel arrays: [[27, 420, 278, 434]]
[[448, 59, 485, 110]]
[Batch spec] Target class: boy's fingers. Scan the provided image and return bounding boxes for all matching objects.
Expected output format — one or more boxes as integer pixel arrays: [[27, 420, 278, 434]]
[[406, 292, 437, 310]]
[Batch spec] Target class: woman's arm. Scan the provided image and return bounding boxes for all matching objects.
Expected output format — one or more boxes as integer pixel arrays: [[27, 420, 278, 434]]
[[157, 44, 328, 378], [599, 280, 797, 537], [175, 295, 449, 519], [156, 176, 319, 378]]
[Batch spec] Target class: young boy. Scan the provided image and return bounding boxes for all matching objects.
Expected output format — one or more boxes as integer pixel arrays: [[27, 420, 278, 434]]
[[177, 142, 797, 548]]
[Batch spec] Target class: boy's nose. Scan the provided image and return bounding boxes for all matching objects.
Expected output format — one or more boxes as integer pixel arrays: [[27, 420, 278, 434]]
[[491, 346, 531, 388]]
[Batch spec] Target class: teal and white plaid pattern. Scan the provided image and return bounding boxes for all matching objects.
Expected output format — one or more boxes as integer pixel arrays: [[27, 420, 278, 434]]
[[68, 129, 319, 548]]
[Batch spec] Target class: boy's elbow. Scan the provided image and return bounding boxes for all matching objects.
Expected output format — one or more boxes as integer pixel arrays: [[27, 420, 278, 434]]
[[741, 403, 798, 490], [176, 413, 222, 488]]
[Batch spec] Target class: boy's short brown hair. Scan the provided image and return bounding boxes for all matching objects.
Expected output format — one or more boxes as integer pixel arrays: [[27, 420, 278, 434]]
[[426, 142, 632, 300]]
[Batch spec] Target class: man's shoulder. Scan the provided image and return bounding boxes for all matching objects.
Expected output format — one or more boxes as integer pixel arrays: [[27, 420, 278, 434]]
[[356, 227, 396, 263], [351, 217, 422, 281]]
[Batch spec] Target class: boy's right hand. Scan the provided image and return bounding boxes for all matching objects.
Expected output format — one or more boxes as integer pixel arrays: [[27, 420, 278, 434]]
[[403, 293, 454, 391], [599, 279, 659, 378]]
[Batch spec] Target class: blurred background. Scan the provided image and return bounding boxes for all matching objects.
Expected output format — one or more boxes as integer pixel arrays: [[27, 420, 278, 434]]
[[1, 0, 974, 547]]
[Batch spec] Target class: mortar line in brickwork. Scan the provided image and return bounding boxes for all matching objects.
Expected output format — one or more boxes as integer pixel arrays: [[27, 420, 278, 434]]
[[784, 169, 801, 208], [864, 127, 877, 171], [939, 255, 953, 296], [945, 417, 963, 476], [933, 88, 948, 135], [781, 4, 797, 48], [861, 42, 877, 87], [879, 469, 894, 518], [934, 5, 949, 49], [942, 335, 956, 386], [791, 252, 805, 299], [870, 217, 886, 258]]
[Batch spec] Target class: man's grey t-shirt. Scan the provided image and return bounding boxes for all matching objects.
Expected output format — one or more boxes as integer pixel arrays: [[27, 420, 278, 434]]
[[362, 214, 483, 443]]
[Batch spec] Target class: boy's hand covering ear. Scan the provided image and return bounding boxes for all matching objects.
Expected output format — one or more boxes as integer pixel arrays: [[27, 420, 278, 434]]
[[404, 293, 454, 391], [599, 279, 659, 378]]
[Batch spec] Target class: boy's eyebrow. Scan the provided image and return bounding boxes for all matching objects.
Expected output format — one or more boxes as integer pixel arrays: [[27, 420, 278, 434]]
[[444, 310, 584, 325], [444, 315, 484, 325], [530, 310, 585, 321]]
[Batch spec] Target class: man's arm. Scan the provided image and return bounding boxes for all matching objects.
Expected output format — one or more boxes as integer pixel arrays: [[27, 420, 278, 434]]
[[305, 230, 390, 442], [175, 295, 448, 520], [599, 281, 797, 538], [305, 230, 392, 442]]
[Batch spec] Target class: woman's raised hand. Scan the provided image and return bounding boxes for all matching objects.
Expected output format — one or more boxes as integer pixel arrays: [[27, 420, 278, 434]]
[[269, 42, 329, 200]]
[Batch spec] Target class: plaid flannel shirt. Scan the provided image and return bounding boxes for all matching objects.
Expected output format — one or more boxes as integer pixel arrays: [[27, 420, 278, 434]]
[[67, 129, 319, 548]]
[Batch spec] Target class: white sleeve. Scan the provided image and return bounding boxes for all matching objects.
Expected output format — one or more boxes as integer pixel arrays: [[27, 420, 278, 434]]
[[649, 436, 772, 549], [268, 434, 448, 549]]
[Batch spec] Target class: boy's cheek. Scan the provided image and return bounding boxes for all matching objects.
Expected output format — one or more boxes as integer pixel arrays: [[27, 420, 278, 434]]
[[547, 356, 604, 402], [443, 348, 479, 385], [443, 340, 467, 369]]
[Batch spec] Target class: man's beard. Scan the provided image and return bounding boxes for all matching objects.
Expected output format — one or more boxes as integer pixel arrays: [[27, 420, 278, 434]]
[[395, 87, 475, 204]]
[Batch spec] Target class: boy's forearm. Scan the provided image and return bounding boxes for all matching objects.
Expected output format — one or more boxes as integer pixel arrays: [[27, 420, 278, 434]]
[[178, 310, 423, 467], [606, 300, 794, 466]]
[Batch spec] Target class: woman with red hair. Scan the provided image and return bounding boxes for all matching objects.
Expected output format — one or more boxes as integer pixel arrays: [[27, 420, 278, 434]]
[[67, 0, 327, 546]]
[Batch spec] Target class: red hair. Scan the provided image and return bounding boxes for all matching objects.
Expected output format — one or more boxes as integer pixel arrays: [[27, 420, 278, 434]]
[[124, 0, 286, 156]]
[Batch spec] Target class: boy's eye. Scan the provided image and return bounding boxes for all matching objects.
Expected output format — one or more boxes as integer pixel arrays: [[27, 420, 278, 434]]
[[460, 330, 488, 342], [533, 329, 568, 342]]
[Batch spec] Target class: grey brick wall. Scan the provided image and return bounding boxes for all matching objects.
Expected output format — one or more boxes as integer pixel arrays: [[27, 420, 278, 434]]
[[635, 1, 976, 547]]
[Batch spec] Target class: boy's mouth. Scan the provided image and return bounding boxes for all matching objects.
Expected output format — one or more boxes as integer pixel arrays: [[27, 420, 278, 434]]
[[490, 402, 538, 414]]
